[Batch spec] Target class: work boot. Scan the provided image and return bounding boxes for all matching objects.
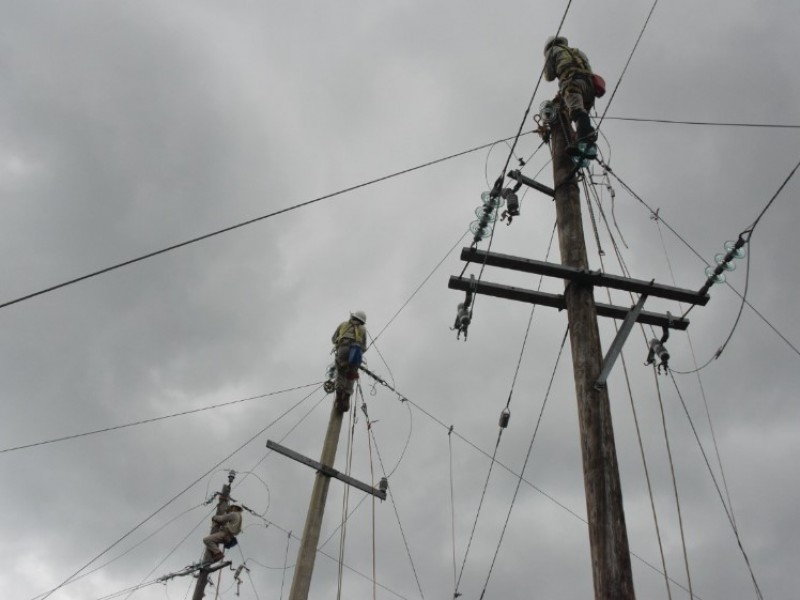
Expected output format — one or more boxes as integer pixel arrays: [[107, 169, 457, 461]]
[[571, 109, 596, 143]]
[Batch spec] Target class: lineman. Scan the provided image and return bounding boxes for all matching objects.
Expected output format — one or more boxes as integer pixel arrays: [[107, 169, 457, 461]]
[[543, 36, 597, 146], [203, 505, 243, 563], [331, 311, 368, 412]]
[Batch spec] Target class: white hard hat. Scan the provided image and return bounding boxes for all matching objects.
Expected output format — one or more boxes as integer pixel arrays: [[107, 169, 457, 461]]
[[351, 310, 367, 324]]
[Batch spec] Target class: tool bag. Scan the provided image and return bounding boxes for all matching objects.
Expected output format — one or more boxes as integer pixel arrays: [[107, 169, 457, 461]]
[[347, 344, 363, 367]]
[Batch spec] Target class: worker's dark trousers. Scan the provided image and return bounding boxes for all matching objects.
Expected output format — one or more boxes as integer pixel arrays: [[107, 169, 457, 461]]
[[335, 344, 358, 397]]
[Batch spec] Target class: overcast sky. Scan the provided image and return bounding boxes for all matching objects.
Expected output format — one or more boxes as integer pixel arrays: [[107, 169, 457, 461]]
[[2, 1, 799, 599]]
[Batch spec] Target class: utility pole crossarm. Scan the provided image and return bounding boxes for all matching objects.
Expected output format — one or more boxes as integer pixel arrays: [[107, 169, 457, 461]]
[[460, 247, 709, 306], [448, 276, 689, 330], [267, 440, 386, 500]]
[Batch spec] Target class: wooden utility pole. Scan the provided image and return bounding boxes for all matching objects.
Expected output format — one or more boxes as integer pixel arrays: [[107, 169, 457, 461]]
[[288, 403, 345, 600], [192, 470, 235, 600], [551, 108, 635, 599]]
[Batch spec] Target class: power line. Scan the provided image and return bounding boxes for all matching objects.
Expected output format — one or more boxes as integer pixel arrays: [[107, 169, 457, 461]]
[[366, 404, 426, 600], [604, 116, 800, 129], [0, 132, 532, 313], [497, 0, 573, 180], [669, 373, 764, 600], [2, 382, 321, 455], [370, 229, 469, 345], [596, 0, 659, 130], [263, 517, 412, 600], [358, 367, 698, 597], [478, 326, 568, 599], [600, 159, 800, 360], [745, 156, 800, 233]]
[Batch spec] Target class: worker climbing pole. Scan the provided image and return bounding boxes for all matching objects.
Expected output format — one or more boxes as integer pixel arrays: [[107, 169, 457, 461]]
[[330, 311, 368, 412], [543, 35, 605, 168], [192, 470, 238, 600]]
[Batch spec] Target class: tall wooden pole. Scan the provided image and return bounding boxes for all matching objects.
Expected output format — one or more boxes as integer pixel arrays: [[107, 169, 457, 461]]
[[551, 107, 635, 599], [193, 471, 235, 600], [288, 403, 345, 600]]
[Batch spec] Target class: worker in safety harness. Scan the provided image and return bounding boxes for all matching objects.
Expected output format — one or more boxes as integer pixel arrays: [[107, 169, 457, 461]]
[[331, 311, 368, 412], [203, 505, 243, 563], [543, 36, 598, 150]]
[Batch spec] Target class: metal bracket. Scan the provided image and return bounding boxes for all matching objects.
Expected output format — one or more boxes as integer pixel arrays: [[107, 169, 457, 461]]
[[595, 293, 649, 389]]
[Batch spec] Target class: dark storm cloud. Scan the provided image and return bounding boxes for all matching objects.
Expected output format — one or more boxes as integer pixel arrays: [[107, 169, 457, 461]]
[[1, 1, 799, 599]]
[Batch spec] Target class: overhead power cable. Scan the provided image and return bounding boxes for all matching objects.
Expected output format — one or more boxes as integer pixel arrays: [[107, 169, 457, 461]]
[[120, 389, 329, 600], [37, 385, 324, 600], [745, 156, 800, 234], [263, 517, 412, 600], [0, 133, 533, 313], [604, 116, 800, 129], [370, 229, 469, 345], [651, 368, 694, 599], [496, 0, 573, 179], [358, 367, 698, 597], [600, 159, 800, 360], [366, 398, 426, 600], [596, 0, 659, 130], [669, 373, 764, 599], [2, 382, 321, 455], [478, 326, 568, 599]]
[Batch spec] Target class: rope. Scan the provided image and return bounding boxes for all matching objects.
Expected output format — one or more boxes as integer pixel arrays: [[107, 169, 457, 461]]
[[448, 426, 458, 596], [652, 368, 695, 599], [364, 396, 378, 600], [212, 567, 223, 600], [582, 177, 605, 257], [668, 373, 764, 599], [368, 423, 426, 599], [238, 548, 263, 600], [259, 516, 412, 600], [621, 353, 672, 600], [336, 395, 359, 600], [279, 531, 291, 600], [587, 185, 672, 599], [477, 326, 568, 599]]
